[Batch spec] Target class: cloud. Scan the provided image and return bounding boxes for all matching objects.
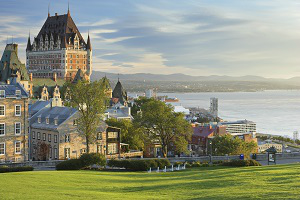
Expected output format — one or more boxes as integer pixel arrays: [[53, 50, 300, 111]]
[[1, 0, 300, 78]]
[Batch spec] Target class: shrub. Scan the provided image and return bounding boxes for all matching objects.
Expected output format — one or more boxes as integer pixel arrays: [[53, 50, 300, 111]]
[[56, 159, 83, 170], [155, 159, 171, 168], [79, 153, 106, 167], [201, 163, 210, 167], [192, 163, 201, 167], [107, 159, 159, 171], [0, 166, 34, 173], [185, 163, 192, 168], [213, 160, 223, 165], [222, 159, 261, 167], [174, 162, 183, 166]]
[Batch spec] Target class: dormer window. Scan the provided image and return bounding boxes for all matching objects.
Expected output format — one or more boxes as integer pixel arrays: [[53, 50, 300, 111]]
[[46, 118, 49, 124], [15, 90, 21, 96], [0, 90, 5, 98], [73, 119, 77, 126], [54, 119, 58, 125], [38, 117, 41, 123]]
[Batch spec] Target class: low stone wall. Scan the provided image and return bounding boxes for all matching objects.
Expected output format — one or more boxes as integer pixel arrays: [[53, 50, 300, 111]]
[[0, 160, 63, 168]]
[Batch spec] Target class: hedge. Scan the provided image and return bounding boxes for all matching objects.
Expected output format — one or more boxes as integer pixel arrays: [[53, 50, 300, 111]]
[[0, 166, 34, 173], [222, 159, 262, 167], [108, 159, 170, 171], [56, 153, 107, 170], [56, 159, 83, 170]]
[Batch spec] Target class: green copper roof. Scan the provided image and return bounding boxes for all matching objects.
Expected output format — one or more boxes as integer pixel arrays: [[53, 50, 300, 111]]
[[0, 43, 29, 82]]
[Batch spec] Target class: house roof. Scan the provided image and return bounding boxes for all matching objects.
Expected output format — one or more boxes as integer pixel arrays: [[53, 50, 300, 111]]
[[193, 126, 216, 137], [112, 80, 127, 105], [29, 100, 51, 116], [30, 106, 78, 131], [0, 81, 29, 98]]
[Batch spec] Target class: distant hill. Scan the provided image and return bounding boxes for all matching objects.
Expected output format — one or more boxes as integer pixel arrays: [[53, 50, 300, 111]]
[[91, 71, 297, 83]]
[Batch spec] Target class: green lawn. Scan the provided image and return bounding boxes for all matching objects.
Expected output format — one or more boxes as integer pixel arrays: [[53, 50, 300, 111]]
[[1, 164, 300, 200]]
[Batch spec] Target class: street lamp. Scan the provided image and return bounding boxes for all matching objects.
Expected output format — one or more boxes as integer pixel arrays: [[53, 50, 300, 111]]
[[209, 139, 213, 165]]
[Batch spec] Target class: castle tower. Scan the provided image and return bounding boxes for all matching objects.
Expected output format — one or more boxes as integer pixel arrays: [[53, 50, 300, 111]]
[[26, 7, 92, 81]]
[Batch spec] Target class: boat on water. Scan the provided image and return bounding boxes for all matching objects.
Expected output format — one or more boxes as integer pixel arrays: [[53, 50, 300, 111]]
[[164, 97, 179, 102]]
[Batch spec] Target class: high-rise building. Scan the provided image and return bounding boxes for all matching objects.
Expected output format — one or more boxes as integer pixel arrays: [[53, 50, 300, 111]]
[[293, 131, 299, 141], [209, 97, 218, 118], [219, 120, 257, 135], [26, 9, 92, 81]]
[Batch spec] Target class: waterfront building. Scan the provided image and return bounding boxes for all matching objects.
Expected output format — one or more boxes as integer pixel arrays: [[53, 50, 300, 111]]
[[26, 9, 92, 81], [258, 142, 282, 153], [219, 120, 256, 135], [0, 80, 29, 163], [209, 97, 218, 118]]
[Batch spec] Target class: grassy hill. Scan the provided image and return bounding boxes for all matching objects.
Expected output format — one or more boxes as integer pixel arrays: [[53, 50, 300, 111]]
[[1, 164, 300, 199]]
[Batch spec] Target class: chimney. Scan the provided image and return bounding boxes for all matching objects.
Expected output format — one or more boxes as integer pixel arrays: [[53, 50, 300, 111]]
[[7, 79, 10, 84], [53, 73, 57, 82], [29, 73, 33, 81], [55, 13, 58, 16]]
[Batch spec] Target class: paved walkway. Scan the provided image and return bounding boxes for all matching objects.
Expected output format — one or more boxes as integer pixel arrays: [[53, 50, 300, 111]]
[[258, 158, 300, 166]]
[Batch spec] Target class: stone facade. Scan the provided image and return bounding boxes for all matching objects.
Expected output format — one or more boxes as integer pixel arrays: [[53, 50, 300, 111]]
[[0, 82, 29, 163], [29, 102, 121, 160]]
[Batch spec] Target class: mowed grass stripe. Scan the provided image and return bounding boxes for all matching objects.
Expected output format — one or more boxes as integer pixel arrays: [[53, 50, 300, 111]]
[[1, 164, 300, 200]]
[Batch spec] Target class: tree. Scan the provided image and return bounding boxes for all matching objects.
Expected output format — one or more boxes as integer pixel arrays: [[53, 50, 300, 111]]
[[212, 134, 257, 157], [65, 80, 107, 153], [135, 99, 192, 157], [131, 96, 155, 117], [106, 118, 145, 151]]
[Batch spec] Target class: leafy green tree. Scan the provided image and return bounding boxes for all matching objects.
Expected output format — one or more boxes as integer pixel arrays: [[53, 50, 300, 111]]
[[131, 96, 155, 117], [106, 118, 145, 151], [135, 99, 192, 157], [212, 134, 257, 157], [65, 80, 107, 153]]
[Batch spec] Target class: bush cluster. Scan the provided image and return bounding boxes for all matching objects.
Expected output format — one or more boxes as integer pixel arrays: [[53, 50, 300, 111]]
[[56, 153, 106, 170], [108, 159, 170, 171], [0, 166, 33, 173], [222, 159, 261, 167]]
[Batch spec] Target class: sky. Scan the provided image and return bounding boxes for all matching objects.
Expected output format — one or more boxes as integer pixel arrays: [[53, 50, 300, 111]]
[[0, 0, 300, 78]]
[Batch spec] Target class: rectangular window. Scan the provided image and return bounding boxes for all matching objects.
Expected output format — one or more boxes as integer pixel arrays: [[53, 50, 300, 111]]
[[49, 147, 52, 159], [48, 134, 51, 142], [80, 149, 86, 155], [54, 119, 58, 125], [38, 117, 41, 123], [43, 133, 46, 141], [46, 118, 49, 124], [15, 122, 21, 135], [97, 145, 102, 154], [0, 143, 5, 155], [54, 148, 58, 159], [73, 119, 77, 126], [54, 135, 58, 143], [65, 135, 70, 143], [0, 123, 5, 136], [15, 141, 21, 154], [15, 105, 21, 116], [15, 90, 21, 95], [32, 131, 36, 139], [64, 148, 70, 159], [0, 90, 5, 98], [37, 132, 41, 140], [0, 105, 5, 116], [107, 143, 118, 154], [97, 132, 102, 140]]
